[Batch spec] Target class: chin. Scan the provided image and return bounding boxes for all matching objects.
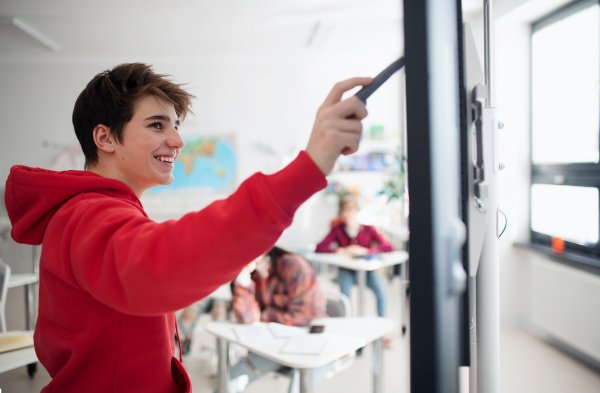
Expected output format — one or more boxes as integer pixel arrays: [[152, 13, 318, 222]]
[[159, 175, 174, 185]]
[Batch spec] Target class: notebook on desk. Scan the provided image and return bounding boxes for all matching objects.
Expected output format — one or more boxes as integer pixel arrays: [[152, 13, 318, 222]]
[[233, 323, 306, 342], [233, 325, 273, 342], [280, 336, 327, 355], [0, 331, 34, 353]]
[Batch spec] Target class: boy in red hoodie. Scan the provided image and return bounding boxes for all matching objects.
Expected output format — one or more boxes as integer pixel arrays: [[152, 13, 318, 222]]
[[4, 63, 371, 392]]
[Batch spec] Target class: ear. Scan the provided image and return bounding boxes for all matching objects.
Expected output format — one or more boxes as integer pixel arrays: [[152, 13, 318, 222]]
[[92, 124, 116, 154]]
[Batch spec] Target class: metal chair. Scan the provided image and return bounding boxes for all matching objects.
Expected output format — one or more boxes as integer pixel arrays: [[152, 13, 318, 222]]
[[322, 290, 355, 373], [324, 289, 352, 318]]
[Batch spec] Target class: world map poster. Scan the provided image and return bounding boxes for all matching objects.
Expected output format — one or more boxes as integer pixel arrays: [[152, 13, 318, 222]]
[[147, 135, 238, 195]]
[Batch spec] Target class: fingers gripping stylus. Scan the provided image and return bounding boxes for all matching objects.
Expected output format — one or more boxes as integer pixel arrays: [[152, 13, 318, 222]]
[[341, 56, 405, 153], [354, 56, 406, 102]]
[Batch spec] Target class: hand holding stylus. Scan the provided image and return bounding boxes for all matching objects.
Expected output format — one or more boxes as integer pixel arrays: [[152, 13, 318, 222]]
[[354, 57, 405, 103], [305, 57, 405, 175], [305, 77, 372, 175]]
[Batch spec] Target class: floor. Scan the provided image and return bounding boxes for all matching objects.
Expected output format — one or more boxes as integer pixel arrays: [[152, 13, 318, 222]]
[[0, 273, 599, 393]]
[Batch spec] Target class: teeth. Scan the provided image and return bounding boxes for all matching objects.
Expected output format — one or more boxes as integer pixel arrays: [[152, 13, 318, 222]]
[[156, 156, 174, 163]]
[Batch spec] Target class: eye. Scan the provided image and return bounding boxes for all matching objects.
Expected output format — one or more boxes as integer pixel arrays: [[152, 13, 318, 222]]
[[149, 122, 162, 130]]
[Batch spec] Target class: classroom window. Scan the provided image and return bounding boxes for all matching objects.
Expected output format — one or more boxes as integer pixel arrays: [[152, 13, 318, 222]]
[[531, 184, 599, 246], [530, 0, 600, 263]]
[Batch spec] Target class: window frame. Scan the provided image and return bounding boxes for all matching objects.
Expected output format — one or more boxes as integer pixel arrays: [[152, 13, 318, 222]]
[[529, 0, 600, 268]]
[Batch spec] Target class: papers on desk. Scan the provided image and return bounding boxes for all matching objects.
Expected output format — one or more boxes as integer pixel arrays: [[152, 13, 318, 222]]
[[267, 323, 306, 338], [232, 323, 306, 342], [280, 336, 327, 355], [232, 325, 272, 341], [232, 322, 326, 355]]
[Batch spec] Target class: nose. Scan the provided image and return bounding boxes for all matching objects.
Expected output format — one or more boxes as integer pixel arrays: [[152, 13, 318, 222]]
[[166, 127, 185, 149]]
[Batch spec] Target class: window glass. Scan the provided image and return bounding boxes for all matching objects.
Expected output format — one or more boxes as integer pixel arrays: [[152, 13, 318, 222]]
[[531, 4, 599, 164], [531, 184, 599, 245]]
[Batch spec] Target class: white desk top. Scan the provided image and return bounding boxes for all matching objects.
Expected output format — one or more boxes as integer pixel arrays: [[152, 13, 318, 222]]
[[305, 250, 408, 271], [206, 317, 394, 369], [310, 317, 395, 343]]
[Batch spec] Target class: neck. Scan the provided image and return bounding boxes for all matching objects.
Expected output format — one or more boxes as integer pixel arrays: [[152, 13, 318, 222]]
[[345, 221, 360, 230], [87, 164, 144, 198]]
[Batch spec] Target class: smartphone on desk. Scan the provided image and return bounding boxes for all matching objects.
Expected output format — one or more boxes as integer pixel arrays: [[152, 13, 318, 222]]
[[309, 325, 325, 334]]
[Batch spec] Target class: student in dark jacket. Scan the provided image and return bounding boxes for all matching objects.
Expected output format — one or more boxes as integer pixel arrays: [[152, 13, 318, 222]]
[[315, 192, 393, 319]]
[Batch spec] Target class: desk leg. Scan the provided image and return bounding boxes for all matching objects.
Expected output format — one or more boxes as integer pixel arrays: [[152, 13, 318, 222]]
[[356, 270, 367, 317], [372, 337, 384, 393], [299, 368, 313, 393], [216, 338, 230, 393]]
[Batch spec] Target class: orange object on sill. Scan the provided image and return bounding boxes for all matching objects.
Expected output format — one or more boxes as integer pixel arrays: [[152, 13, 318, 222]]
[[551, 237, 564, 253]]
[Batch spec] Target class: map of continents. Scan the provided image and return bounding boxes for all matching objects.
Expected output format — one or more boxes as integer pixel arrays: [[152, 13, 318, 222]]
[[148, 136, 237, 194]]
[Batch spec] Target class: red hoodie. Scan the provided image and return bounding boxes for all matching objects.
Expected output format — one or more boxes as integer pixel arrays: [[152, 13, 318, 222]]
[[4, 151, 326, 393]]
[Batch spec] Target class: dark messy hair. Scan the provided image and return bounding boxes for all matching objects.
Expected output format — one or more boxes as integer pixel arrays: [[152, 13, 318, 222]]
[[265, 246, 291, 279], [72, 63, 195, 168], [266, 246, 290, 263]]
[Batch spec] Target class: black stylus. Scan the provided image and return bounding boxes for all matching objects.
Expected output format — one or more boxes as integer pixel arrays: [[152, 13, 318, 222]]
[[354, 56, 406, 102]]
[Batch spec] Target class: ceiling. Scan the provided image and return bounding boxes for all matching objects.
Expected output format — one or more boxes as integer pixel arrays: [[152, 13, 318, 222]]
[[0, 0, 485, 64]]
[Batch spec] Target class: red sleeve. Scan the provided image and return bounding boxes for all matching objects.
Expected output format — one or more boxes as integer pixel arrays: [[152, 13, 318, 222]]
[[64, 151, 327, 316]]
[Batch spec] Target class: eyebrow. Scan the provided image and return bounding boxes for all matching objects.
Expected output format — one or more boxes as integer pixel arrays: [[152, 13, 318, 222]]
[[145, 115, 180, 126]]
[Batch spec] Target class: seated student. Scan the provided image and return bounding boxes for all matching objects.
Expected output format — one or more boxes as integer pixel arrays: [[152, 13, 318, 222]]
[[4, 63, 372, 392], [315, 193, 393, 333], [224, 246, 332, 393]]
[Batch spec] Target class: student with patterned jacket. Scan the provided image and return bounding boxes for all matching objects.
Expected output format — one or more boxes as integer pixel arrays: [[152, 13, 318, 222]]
[[4, 63, 372, 393], [223, 246, 332, 393]]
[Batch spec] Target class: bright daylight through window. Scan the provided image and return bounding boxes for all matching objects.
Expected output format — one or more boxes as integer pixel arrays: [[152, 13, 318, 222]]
[[530, 0, 600, 264]]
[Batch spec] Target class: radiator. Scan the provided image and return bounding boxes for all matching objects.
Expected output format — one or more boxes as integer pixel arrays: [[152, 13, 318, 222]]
[[530, 257, 600, 362]]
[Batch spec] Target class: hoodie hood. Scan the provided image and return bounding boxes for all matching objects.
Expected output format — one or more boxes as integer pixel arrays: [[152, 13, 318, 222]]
[[5, 165, 138, 245]]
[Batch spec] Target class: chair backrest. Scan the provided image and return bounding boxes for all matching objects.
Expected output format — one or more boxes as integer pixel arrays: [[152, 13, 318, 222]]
[[0, 259, 11, 333], [325, 290, 352, 317]]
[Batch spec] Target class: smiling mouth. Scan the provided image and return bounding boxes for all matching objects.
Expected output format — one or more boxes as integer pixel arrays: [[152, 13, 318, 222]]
[[154, 156, 175, 163]]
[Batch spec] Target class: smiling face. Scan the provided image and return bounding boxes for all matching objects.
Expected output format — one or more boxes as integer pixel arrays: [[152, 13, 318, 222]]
[[111, 95, 184, 196]]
